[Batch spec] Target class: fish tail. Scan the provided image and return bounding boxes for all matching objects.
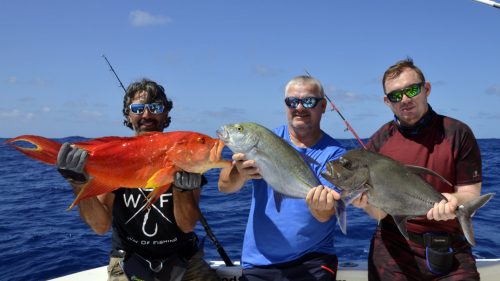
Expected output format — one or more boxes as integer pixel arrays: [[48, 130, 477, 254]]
[[335, 199, 347, 235], [6, 135, 61, 165], [456, 192, 495, 246]]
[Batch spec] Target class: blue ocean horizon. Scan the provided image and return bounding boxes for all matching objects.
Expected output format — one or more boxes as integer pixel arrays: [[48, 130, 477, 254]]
[[0, 137, 498, 280]]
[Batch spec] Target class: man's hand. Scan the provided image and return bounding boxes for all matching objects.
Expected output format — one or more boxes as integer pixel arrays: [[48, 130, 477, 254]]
[[427, 193, 458, 221], [232, 153, 262, 180], [351, 192, 369, 209], [306, 185, 339, 222], [174, 171, 202, 191], [306, 185, 340, 211], [56, 142, 89, 184], [351, 192, 388, 221]]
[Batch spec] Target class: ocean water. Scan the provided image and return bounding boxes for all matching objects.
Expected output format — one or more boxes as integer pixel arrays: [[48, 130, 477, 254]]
[[0, 137, 498, 280]]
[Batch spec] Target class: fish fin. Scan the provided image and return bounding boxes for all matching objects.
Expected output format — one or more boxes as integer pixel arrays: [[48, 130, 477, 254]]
[[392, 215, 410, 240], [340, 184, 370, 205], [456, 193, 495, 246], [67, 179, 117, 210], [405, 165, 453, 187], [335, 199, 347, 235], [299, 152, 320, 166], [143, 166, 177, 208], [273, 192, 284, 212], [293, 173, 316, 189], [74, 136, 127, 147], [6, 135, 62, 165]]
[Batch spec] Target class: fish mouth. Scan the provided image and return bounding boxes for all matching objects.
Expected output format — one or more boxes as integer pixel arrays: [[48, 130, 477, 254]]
[[216, 127, 228, 141]]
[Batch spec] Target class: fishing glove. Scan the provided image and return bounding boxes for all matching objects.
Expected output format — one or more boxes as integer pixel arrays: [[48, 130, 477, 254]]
[[174, 171, 202, 191], [56, 142, 89, 184]]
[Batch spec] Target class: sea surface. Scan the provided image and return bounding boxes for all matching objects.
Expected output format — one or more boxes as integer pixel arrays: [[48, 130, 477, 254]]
[[0, 137, 498, 280]]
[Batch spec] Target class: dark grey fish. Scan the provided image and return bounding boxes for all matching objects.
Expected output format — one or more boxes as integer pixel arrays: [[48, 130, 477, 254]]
[[321, 148, 495, 246]]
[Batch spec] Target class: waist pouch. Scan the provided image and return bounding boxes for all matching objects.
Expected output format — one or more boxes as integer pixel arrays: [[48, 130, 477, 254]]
[[120, 251, 188, 281], [115, 236, 199, 281], [422, 233, 455, 275]]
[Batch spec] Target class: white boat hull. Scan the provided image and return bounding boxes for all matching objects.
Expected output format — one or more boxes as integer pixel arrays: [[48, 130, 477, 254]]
[[49, 259, 500, 281]]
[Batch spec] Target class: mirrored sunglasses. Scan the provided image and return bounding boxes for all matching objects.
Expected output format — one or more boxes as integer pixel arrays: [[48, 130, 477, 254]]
[[285, 97, 324, 109], [129, 103, 165, 115], [386, 82, 424, 103]]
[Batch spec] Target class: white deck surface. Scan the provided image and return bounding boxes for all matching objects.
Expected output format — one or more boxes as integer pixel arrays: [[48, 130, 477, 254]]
[[49, 259, 500, 281]]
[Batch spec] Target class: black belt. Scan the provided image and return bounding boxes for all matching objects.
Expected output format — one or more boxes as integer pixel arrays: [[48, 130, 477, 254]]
[[407, 231, 465, 247]]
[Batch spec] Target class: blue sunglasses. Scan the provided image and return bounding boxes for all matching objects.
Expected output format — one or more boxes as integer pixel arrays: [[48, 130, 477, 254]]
[[285, 97, 324, 109], [129, 103, 165, 115]]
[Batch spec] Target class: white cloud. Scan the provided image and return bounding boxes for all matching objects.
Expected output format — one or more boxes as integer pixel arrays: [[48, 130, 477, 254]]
[[486, 85, 500, 96], [7, 76, 17, 84], [42, 107, 51, 112], [129, 10, 171, 27], [0, 109, 35, 120], [34, 78, 47, 88], [254, 65, 282, 77], [81, 110, 103, 118]]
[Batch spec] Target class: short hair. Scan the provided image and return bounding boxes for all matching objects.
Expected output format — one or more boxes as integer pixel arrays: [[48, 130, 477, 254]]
[[285, 75, 325, 97], [382, 57, 426, 93], [122, 78, 173, 130]]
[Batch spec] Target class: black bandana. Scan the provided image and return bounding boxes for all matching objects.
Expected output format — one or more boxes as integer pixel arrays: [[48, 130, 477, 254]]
[[394, 104, 435, 136]]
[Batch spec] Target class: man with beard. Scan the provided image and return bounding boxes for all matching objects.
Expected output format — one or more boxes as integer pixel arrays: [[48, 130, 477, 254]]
[[354, 58, 482, 280], [56, 79, 219, 281], [218, 75, 346, 281]]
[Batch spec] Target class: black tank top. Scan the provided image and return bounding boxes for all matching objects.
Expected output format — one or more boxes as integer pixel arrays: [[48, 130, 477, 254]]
[[110, 187, 197, 260]]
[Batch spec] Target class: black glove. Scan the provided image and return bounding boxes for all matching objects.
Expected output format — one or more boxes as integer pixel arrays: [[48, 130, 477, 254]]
[[174, 171, 202, 191], [56, 142, 89, 184]]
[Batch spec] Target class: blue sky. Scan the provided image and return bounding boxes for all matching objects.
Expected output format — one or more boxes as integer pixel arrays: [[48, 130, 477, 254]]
[[1, 0, 499, 139]]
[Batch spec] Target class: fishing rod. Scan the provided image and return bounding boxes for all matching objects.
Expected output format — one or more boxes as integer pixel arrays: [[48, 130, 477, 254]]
[[102, 55, 127, 94], [198, 209, 234, 266], [473, 0, 500, 8], [101, 55, 235, 266], [324, 94, 367, 149], [304, 70, 367, 149]]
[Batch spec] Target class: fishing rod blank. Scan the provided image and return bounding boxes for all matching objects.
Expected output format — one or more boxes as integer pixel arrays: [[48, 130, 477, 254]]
[[324, 94, 367, 149], [303, 70, 366, 149], [473, 0, 500, 8], [102, 54, 127, 93], [199, 210, 234, 266]]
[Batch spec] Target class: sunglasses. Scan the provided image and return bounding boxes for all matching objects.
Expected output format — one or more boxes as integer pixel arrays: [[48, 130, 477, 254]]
[[386, 82, 425, 103], [129, 103, 165, 115], [285, 97, 324, 109]]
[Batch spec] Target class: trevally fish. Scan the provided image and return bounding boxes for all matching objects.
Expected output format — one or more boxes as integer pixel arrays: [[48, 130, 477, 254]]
[[217, 122, 346, 234], [321, 148, 495, 246], [7, 132, 231, 209]]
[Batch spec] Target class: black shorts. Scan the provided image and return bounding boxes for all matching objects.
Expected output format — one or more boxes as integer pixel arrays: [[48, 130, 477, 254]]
[[242, 252, 338, 281]]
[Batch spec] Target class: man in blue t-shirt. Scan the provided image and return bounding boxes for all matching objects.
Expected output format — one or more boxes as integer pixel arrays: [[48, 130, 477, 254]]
[[219, 75, 346, 281]]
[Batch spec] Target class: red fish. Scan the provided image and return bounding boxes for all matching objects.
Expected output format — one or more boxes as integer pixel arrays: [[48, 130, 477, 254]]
[[6, 132, 231, 209]]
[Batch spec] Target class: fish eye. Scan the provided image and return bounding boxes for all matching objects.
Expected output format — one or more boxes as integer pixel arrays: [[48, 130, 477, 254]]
[[197, 137, 205, 144], [340, 157, 352, 169], [236, 125, 243, 132]]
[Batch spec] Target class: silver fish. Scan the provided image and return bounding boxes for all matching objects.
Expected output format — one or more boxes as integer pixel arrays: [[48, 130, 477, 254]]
[[321, 148, 495, 246], [217, 122, 346, 234]]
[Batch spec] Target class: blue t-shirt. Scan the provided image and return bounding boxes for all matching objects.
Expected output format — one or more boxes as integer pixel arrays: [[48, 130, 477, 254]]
[[241, 125, 346, 268]]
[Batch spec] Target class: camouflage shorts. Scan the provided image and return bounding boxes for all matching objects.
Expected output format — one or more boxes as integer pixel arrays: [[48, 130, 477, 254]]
[[107, 257, 127, 281]]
